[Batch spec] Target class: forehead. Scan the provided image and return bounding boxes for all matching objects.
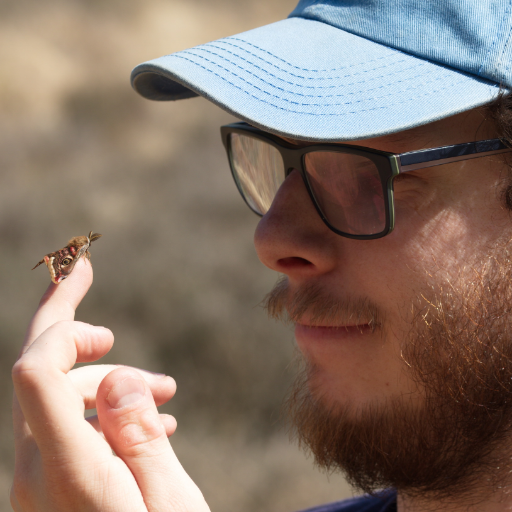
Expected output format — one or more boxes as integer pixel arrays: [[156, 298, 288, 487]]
[[278, 107, 493, 153]]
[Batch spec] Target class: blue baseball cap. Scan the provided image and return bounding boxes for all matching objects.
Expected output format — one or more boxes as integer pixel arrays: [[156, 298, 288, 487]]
[[131, 0, 511, 142]]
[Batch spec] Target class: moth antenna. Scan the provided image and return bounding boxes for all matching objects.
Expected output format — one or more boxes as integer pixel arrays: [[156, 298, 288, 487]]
[[32, 259, 45, 270], [89, 233, 102, 243]]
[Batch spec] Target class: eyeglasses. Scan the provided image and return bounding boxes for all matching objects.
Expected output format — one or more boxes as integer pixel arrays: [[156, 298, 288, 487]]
[[221, 122, 512, 240]]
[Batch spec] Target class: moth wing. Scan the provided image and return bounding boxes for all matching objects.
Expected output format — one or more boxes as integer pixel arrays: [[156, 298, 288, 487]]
[[33, 233, 101, 283], [44, 255, 59, 284], [31, 259, 46, 270], [66, 244, 90, 272]]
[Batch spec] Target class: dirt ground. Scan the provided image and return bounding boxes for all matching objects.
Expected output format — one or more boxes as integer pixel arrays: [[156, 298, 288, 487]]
[[0, 0, 354, 510]]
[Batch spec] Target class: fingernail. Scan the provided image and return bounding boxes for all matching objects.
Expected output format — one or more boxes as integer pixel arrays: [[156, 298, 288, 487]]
[[143, 370, 167, 378], [107, 377, 146, 409]]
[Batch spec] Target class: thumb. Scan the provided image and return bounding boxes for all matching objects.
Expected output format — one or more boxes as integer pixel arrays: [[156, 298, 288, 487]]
[[97, 368, 210, 512]]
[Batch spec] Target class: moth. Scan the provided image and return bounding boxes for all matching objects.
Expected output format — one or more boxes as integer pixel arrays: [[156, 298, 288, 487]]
[[32, 231, 102, 284]]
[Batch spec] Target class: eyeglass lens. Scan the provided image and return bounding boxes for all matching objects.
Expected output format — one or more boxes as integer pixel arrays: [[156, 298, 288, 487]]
[[230, 133, 285, 215], [229, 133, 386, 236], [304, 152, 385, 236]]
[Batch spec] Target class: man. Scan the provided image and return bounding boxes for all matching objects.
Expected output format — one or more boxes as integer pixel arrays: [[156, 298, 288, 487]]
[[10, 0, 512, 511]]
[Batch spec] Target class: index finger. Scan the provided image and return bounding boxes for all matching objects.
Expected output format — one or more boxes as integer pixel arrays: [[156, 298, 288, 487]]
[[22, 257, 93, 353]]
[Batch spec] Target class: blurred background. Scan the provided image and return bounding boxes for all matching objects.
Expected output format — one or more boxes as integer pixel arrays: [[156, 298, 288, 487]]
[[0, 0, 353, 510]]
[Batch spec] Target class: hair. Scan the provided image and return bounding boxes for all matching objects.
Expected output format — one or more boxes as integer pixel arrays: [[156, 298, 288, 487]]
[[486, 91, 512, 210]]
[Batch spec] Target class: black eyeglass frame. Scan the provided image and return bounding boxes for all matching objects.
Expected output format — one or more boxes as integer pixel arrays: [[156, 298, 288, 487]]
[[221, 122, 512, 240]]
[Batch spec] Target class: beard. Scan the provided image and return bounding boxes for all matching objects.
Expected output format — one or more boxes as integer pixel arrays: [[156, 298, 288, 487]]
[[265, 241, 512, 501]]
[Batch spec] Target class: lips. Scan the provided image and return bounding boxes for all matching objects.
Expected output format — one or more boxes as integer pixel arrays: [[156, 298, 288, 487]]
[[263, 276, 382, 336], [295, 322, 373, 333], [294, 312, 377, 332], [294, 322, 375, 348]]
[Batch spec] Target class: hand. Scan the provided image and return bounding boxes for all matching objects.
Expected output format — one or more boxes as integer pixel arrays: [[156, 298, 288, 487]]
[[11, 258, 210, 512]]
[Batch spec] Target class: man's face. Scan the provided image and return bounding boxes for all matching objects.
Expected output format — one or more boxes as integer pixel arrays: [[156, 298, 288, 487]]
[[253, 108, 512, 497]]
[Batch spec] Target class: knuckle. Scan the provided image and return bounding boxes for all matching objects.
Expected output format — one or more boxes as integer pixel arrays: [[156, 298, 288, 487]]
[[118, 409, 167, 456], [12, 357, 41, 389], [52, 319, 75, 328], [48, 321, 99, 354], [50, 320, 80, 336], [60, 321, 108, 348]]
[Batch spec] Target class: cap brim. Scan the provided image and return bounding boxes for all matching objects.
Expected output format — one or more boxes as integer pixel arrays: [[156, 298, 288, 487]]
[[131, 17, 500, 142]]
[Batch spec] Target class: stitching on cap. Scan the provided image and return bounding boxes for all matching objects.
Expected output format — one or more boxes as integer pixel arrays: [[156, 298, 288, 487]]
[[207, 42, 407, 81], [172, 53, 464, 112], [200, 44, 416, 85], [188, 48, 423, 91], [172, 53, 470, 116], [183, 48, 430, 97], [223, 37, 402, 72], [214, 38, 404, 78]]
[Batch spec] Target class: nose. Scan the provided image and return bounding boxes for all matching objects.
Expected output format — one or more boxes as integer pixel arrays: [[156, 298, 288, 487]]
[[254, 169, 340, 279]]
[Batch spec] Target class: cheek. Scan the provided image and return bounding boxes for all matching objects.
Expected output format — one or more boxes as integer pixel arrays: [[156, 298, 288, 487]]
[[396, 202, 508, 276], [374, 213, 471, 325], [370, 201, 509, 357], [396, 209, 470, 261], [347, 211, 469, 344], [393, 165, 509, 270]]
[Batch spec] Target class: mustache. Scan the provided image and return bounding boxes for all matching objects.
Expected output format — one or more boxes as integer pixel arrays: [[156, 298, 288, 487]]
[[262, 276, 384, 331]]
